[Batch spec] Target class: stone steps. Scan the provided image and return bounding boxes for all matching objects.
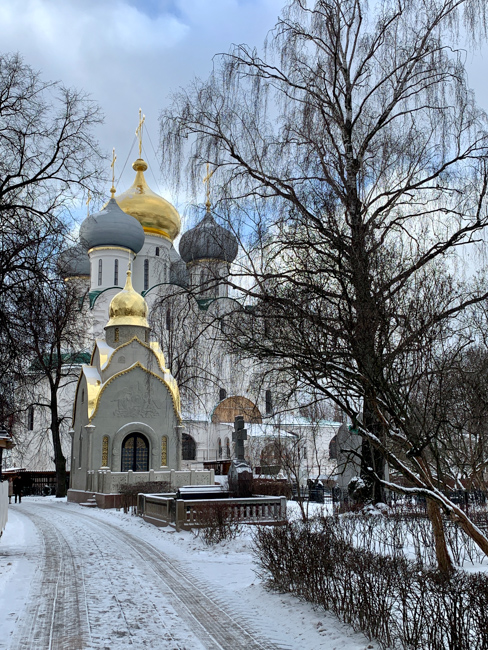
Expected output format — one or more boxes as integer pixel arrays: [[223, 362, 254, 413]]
[[80, 496, 97, 508]]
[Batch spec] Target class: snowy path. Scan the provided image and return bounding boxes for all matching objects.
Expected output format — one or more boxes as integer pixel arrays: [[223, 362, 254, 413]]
[[0, 500, 376, 650], [4, 502, 288, 649]]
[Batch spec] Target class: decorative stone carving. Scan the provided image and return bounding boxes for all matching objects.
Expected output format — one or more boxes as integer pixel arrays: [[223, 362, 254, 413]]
[[111, 389, 161, 417]]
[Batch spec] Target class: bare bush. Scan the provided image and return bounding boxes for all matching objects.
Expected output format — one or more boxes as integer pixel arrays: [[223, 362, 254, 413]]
[[119, 481, 171, 514], [254, 515, 488, 649], [193, 502, 241, 545]]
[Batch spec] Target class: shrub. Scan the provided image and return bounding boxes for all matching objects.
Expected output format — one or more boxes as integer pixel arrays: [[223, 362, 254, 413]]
[[254, 515, 488, 649], [193, 502, 241, 545], [119, 481, 171, 514]]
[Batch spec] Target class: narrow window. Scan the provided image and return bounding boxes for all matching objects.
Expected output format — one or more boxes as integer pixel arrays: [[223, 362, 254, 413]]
[[114, 259, 119, 285], [144, 259, 149, 290], [98, 259, 103, 286], [155, 247, 160, 257], [218, 438, 222, 459], [219, 388, 227, 402], [27, 406, 34, 430], [102, 435, 109, 467], [225, 437, 230, 458], [161, 436, 168, 466], [145, 330, 148, 342], [114, 327, 119, 342], [265, 389, 273, 415], [78, 431, 82, 469], [165, 308, 171, 331], [81, 389, 85, 404]]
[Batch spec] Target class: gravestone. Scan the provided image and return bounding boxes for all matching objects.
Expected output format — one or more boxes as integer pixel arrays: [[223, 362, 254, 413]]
[[335, 423, 362, 501], [228, 415, 253, 497]]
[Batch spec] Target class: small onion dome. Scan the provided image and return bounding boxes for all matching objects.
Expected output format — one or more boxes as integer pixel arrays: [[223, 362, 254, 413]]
[[113, 159, 181, 242], [179, 212, 238, 264], [58, 244, 90, 279], [105, 268, 149, 328], [80, 198, 145, 254]]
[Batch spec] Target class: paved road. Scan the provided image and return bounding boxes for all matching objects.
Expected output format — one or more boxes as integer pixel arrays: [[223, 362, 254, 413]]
[[8, 502, 286, 650]]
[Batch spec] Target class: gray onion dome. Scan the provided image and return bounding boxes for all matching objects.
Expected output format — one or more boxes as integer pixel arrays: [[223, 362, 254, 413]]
[[80, 198, 145, 254], [58, 244, 90, 278], [179, 213, 238, 264], [169, 258, 188, 287]]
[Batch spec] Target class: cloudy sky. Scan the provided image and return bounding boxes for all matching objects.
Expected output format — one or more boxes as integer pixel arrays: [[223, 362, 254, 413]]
[[1, 0, 488, 217]]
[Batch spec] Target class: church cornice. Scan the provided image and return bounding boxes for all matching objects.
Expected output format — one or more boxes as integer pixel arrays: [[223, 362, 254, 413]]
[[103, 336, 169, 376], [88, 361, 181, 424]]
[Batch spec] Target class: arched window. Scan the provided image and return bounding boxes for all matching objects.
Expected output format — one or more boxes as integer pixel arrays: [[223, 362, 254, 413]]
[[27, 406, 34, 430], [98, 259, 103, 286], [265, 389, 273, 415], [182, 433, 196, 461], [144, 259, 149, 291], [121, 432, 149, 472], [114, 259, 119, 285], [219, 388, 227, 402], [81, 389, 85, 403], [114, 327, 119, 342], [225, 437, 231, 458], [165, 308, 171, 331], [155, 247, 160, 257], [329, 435, 338, 460], [218, 437, 222, 459]]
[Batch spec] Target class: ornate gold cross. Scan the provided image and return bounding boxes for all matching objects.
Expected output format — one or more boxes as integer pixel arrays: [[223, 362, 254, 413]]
[[110, 148, 117, 198], [203, 163, 215, 213], [85, 190, 92, 216], [135, 108, 145, 158]]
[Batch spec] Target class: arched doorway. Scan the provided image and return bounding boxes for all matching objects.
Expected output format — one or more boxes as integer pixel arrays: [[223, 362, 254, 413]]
[[182, 433, 196, 461], [121, 432, 150, 472]]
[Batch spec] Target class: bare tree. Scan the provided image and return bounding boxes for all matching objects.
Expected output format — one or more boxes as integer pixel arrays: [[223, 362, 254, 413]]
[[161, 0, 488, 572], [0, 52, 103, 336], [10, 275, 88, 497]]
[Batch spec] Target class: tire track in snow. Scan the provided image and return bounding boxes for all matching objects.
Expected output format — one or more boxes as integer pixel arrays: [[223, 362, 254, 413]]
[[17, 502, 287, 650], [10, 509, 89, 650]]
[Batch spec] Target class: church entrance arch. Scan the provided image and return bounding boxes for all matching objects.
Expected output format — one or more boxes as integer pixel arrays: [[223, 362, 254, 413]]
[[121, 432, 149, 472], [182, 433, 196, 461]]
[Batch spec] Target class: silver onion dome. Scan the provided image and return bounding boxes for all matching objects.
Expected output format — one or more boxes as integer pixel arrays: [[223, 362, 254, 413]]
[[179, 213, 238, 264], [80, 198, 145, 254], [58, 244, 90, 279]]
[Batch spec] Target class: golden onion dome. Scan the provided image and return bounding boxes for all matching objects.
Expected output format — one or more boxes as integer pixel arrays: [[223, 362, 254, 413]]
[[112, 158, 181, 241], [105, 268, 149, 329]]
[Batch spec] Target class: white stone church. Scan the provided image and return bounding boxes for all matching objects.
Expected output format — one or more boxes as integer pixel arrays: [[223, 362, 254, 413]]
[[8, 145, 339, 495]]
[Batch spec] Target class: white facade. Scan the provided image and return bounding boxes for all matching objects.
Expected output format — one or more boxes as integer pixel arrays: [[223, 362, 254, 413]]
[[9, 156, 339, 485]]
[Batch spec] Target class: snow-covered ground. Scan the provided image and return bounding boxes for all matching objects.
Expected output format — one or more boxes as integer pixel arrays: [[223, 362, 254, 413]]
[[0, 497, 377, 650]]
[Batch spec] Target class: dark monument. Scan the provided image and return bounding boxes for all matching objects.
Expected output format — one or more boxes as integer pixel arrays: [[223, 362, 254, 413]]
[[228, 415, 253, 497]]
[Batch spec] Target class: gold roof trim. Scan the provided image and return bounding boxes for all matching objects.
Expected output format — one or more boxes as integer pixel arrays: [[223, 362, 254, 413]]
[[88, 362, 181, 423], [103, 336, 169, 375]]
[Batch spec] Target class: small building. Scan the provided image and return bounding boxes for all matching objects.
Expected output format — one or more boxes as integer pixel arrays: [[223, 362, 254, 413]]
[[68, 267, 213, 505]]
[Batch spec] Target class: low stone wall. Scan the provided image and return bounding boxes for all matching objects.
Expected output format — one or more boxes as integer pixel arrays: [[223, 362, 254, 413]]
[[68, 468, 215, 509], [0, 481, 8, 537], [67, 489, 124, 509], [138, 493, 287, 531], [86, 468, 214, 494]]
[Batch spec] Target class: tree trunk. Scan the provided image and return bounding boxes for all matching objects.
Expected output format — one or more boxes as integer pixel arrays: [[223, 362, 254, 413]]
[[426, 498, 454, 575], [50, 392, 67, 498]]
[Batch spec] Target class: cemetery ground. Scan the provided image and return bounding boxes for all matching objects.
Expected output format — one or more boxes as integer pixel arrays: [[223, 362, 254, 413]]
[[0, 497, 375, 650]]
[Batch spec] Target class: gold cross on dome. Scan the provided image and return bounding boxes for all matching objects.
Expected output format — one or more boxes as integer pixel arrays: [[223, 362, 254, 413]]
[[135, 108, 145, 158], [110, 148, 117, 198], [203, 163, 215, 213], [85, 190, 92, 217]]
